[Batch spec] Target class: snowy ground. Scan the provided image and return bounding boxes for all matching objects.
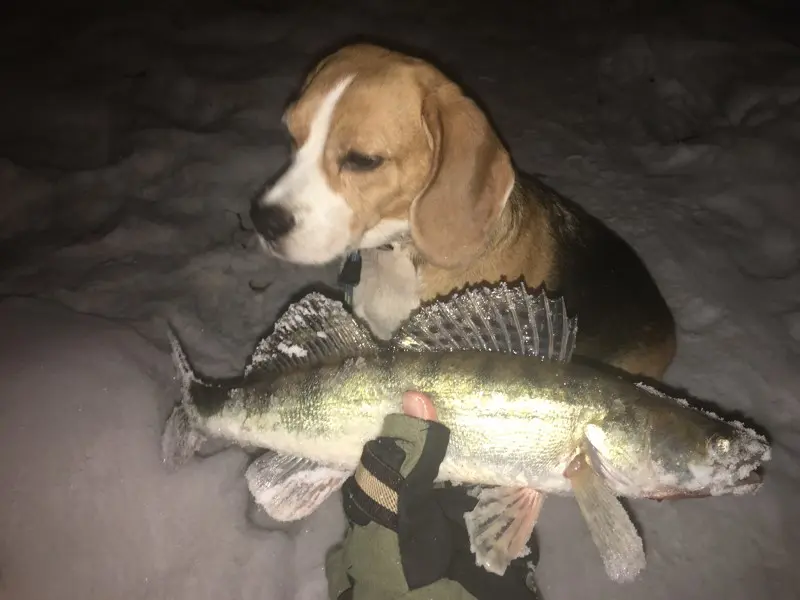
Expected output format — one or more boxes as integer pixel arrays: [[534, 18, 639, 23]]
[[1, 2, 799, 599]]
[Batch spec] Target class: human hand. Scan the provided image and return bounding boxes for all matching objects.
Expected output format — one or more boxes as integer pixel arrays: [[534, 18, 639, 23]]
[[326, 391, 542, 600]]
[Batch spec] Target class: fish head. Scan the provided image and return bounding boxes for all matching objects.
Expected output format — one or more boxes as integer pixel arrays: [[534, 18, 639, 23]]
[[583, 401, 771, 500]]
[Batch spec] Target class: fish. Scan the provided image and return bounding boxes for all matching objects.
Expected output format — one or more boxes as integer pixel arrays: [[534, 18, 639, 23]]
[[161, 281, 771, 583]]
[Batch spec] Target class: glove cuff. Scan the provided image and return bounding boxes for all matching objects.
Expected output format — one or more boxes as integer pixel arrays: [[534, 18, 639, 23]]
[[344, 437, 405, 531]]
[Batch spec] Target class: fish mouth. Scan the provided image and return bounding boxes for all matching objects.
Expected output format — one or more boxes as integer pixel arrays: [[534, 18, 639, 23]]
[[735, 469, 763, 487], [724, 464, 764, 495], [645, 463, 764, 501], [734, 470, 764, 488]]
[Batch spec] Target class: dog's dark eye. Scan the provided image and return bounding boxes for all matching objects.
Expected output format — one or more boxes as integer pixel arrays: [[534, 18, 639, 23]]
[[340, 151, 384, 172]]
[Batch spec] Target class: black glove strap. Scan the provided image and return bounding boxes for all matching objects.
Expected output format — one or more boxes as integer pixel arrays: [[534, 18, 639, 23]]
[[342, 437, 406, 531]]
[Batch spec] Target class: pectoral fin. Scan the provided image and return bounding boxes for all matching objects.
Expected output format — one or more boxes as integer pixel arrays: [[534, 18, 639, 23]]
[[565, 452, 646, 583], [245, 451, 350, 522], [463, 485, 545, 576]]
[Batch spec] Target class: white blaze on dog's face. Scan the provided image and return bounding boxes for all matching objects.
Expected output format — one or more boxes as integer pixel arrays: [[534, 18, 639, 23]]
[[252, 44, 515, 269], [256, 75, 357, 264]]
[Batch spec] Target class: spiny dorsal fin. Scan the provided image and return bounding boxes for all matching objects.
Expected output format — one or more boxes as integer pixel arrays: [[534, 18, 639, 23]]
[[390, 280, 578, 362], [244, 292, 379, 376]]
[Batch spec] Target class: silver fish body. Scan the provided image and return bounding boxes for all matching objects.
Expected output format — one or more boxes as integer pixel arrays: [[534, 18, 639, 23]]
[[187, 349, 765, 499], [162, 282, 771, 583], [192, 350, 588, 494]]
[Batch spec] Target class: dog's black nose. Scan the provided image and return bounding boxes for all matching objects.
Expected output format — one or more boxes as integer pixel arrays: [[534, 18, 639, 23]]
[[250, 202, 296, 242]]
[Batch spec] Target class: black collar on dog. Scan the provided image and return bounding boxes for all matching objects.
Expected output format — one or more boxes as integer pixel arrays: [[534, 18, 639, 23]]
[[338, 252, 362, 288], [338, 243, 399, 306]]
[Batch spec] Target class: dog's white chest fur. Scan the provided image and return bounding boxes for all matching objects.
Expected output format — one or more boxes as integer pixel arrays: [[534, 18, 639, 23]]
[[351, 246, 421, 340]]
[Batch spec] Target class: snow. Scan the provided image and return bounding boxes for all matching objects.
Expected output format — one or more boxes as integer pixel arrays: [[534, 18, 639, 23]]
[[0, 297, 345, 600], [0, 2, 798, 599], [277, 342, 309, 358]]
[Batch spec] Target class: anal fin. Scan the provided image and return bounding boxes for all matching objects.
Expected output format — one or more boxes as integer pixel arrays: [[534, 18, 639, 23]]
[[391, 280, 577, 362], [463, 485, 545, 576], [565, 453, 646, 583], [245, 451, 350, 522]]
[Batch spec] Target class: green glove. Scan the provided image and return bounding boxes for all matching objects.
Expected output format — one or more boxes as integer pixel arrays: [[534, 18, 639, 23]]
[[326, 411, 542, 600]]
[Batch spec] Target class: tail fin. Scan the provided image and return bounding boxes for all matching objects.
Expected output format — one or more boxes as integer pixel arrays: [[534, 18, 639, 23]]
[[167, 326, 201, 407], [161, 326, 207, 469], [161, 404, 206, 469]]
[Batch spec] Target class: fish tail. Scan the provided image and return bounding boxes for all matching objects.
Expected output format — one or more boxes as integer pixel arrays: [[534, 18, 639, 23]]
[[167, 325, 201, 407], [161, 326, 209, 469], [161, 403, 206, 470]]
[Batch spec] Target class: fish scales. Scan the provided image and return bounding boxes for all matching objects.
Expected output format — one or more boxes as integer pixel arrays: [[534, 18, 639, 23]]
[[201, 351, 598, 491]]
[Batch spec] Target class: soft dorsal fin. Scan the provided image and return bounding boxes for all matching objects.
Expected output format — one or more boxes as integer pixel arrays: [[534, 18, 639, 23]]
[[390, 281, 578, 362], [244, 292, 379, 376]]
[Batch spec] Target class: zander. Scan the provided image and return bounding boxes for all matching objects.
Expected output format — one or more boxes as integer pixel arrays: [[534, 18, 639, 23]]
[[161, 282, 770, 583]]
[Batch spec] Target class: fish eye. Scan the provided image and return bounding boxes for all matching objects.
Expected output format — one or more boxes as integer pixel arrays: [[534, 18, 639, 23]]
[[710, 436, 731, 454]]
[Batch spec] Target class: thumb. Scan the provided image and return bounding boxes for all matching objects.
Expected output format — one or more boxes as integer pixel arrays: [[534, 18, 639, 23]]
[[402, 391, 439, 422]]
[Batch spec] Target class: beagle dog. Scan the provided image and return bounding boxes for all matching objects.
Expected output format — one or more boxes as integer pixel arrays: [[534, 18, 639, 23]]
[[250, 43, 677, 380]]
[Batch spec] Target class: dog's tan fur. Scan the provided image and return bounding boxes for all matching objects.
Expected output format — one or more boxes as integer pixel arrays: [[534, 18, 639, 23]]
[[261, 43, 676, 380]]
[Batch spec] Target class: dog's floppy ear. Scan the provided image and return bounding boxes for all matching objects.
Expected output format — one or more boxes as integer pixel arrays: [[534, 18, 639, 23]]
[[410, 82, 514, 270]]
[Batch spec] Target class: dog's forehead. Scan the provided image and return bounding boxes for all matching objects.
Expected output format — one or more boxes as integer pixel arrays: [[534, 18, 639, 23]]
[[287, 48, 430, 139], [336, 76, 424, 128]]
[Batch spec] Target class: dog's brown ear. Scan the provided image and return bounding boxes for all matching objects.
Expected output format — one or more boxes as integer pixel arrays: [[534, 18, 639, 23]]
[[411, 83, 514, 270]]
